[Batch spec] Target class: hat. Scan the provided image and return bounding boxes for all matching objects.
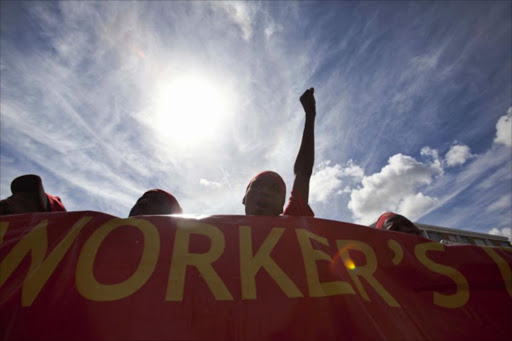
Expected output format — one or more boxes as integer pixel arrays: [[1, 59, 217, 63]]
[[375, 212, 396, 229], [11, 174, 66, 212], [144, 189, 182, 214], [246, 170, 286, 196]]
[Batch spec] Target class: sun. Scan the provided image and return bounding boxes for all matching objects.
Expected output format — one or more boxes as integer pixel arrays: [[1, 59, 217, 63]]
[[149, 71, 235, 149]]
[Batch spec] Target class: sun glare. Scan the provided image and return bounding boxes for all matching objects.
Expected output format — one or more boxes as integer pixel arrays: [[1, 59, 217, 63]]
[[150, 72, 235, 148]]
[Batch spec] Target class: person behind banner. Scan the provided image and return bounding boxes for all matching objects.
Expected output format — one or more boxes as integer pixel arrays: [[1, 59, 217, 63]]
[[0, 174, 66, 215], [243, 88, 316, 217], [373, 212, 423, 236], [128, 189, 182, 217]]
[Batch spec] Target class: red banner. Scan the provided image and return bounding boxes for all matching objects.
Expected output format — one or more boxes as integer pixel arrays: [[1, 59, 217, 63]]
[[1, 212, 511, 340]]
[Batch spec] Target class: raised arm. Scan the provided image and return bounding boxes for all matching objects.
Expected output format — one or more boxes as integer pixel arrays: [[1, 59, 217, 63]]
[[292, 88, 316, 204]]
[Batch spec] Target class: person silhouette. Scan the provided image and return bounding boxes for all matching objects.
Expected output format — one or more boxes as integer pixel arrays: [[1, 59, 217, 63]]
[[243, 88, 316, 216], [373, 212, 422, 236], [128, 189, 182, 217], [0, 174, 66, 215]]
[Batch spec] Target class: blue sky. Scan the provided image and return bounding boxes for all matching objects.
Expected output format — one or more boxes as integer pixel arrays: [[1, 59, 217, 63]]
[[1, 1, 510, 239]]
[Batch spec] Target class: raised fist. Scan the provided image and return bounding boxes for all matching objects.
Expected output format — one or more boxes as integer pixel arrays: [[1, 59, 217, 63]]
[[300, 87, 316, 116]]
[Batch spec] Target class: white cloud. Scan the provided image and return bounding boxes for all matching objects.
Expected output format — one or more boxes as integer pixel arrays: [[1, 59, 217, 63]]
[[348, 153, 442, 225], [494, 107, 512, 147], [309, 160, 363, 204], [309, 162, 343, 203], [200, 178, 222, 189], [397, 193, 438, 219], [486, 194, 511, 212], [214, 2, 256, 40], [420, 147, 444, 174], [420, 146, 439, 160], [445, 144, 474, 167], [489, 227, 512, 241], [264, 21, 281, 39], [424, 141, 512, 231], [409, 51, 441, 72], [340, 160, 365, 179]]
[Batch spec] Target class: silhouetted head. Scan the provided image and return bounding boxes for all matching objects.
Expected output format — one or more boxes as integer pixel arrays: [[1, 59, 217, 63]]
[[375, 212, 422, 236], [0, 174, 66, 216], [243, 171, 286, 216], [129, 189, 182, 217]]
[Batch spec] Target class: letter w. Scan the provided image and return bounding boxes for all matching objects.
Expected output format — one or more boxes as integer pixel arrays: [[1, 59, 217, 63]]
[[0, 217, 91, 306]]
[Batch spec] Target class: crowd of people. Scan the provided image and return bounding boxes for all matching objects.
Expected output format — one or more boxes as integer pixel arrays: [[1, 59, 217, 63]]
[[0, 88, 421, 236]]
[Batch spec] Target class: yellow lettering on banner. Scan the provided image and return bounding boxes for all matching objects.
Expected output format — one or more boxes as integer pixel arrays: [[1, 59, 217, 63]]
[[76, 218, 159, 301], [482, 247, 512, 298], [296, 229, 355, 297], [0, 217, 91, 306], [387, 239, 404, 265], [337, 240, 400, 307], [166, 221, 233, 301], [239, 226, 303, 299], [415, 242, 469, 308], [0, 220, 48, 291], [0, 222, 8, 245]]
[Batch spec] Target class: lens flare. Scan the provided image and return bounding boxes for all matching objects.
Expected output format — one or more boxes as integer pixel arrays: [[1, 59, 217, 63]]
[[344, 259, 356, 270], [330, 242, 360, 274]]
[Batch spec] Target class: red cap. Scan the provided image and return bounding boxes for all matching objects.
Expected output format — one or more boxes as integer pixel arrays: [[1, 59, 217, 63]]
[[246, 170, 286, 196], [144, 189, 182, 214], [375, 212, 396, 229], [46, 194, 66, 212]]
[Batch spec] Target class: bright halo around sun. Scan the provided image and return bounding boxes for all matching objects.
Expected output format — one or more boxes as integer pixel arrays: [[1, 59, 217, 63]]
[[149, 71, 235, 149]]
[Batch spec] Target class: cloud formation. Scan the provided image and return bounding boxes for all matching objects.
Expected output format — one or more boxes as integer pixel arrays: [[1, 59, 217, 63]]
[[494, 107, 512, 147], [309, 160, 363, 204], [1, 2, 510, 234], [200, 178, 222, 189], [348, 153, 442, 225], [489, 227, 512, 241], [445, 144, 474, 167], [486, 194, 512, 213], [214, 2, 256, 40]]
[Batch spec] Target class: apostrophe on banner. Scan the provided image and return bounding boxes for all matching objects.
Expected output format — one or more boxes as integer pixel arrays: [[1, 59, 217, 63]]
[[387, 240, 404, 265]]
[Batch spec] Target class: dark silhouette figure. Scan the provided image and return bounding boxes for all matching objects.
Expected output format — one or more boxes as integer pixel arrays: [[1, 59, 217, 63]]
[[374, 212, 422, 236], [0, 174, 66, 215], [129, 189, 182, 217], [243, 88, 316, 216]]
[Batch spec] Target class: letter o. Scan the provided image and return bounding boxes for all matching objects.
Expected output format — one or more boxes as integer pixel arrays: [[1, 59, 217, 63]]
[[76, 218, 160, 301]]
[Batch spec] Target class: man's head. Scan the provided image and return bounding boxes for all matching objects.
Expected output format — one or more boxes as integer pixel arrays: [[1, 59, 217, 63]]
[[128, 189, 182, 217], [0, 174, 66, 215], [375, 212, 422, 236], [243, 171, 286, 216]]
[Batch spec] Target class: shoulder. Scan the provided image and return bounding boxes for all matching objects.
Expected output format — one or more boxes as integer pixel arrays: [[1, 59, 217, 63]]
[[282, 190, 314, 217]]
